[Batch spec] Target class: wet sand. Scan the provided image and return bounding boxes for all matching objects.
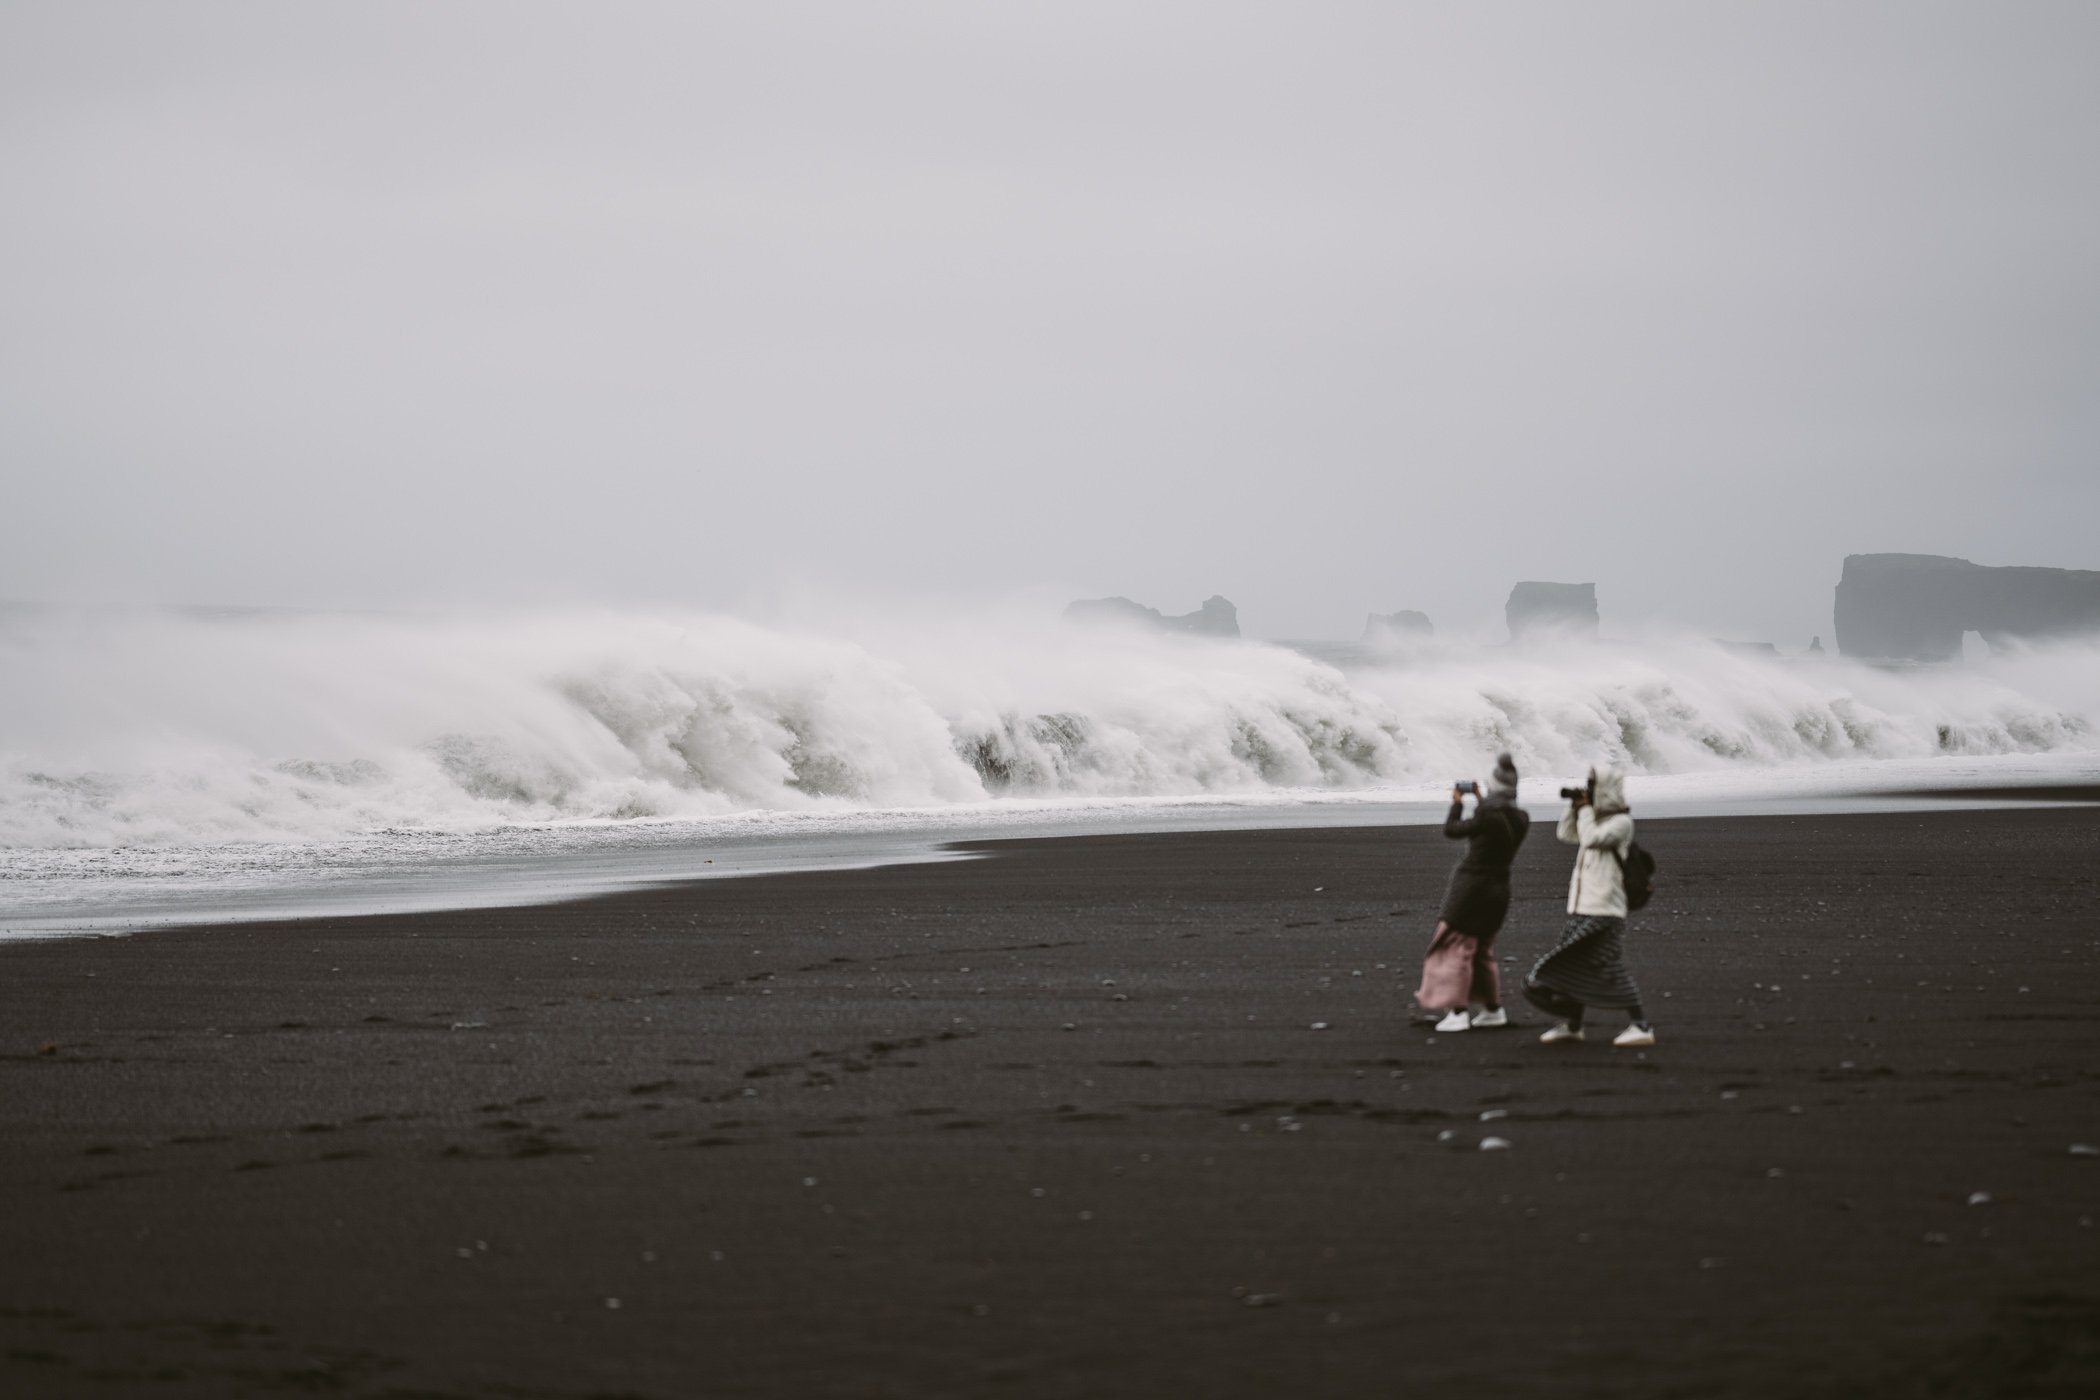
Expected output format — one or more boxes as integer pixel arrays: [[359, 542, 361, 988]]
[[3, 806, 2097, 1398]]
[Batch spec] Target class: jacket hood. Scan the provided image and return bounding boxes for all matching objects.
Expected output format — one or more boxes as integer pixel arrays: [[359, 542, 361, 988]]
[[1589, 765, 1629, 815]]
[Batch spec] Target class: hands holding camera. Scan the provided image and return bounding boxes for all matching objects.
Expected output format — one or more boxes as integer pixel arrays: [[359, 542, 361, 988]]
[[1455, 776, 1592, 806]]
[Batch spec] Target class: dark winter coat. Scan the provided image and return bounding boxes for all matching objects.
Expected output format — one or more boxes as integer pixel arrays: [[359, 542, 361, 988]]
[[1436, 793, 1531, 939]]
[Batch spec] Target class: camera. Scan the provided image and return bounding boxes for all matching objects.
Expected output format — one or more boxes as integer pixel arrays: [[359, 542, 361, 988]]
[[1559, 786, 1587, 801], [1453, 781, 1478, 795]]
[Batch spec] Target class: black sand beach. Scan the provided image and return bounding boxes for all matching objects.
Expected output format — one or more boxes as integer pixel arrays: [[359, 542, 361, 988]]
[[4, 806, 2098, 1398]]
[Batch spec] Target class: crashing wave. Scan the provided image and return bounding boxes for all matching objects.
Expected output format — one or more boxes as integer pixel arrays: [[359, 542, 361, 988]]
[[0, 606, 2092, 848]]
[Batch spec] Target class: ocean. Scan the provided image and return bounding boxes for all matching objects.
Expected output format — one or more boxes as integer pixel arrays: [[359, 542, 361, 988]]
[[4, 603, 2095, 937]]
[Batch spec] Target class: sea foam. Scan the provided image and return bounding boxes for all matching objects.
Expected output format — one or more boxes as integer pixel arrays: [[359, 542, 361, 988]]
[[1, 604, 2093, 850]]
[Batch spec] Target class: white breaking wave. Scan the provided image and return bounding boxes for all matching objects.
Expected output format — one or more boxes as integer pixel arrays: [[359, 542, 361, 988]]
[[1, 604, 2094, 849]]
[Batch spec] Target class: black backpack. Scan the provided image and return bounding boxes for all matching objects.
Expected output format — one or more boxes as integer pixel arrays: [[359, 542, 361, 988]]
[[1614, 841, 1657, 911]]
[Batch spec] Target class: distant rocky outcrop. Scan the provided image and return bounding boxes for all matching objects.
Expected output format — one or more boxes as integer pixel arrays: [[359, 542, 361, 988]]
[[1833, 554, 2100, 661], [1063, 594, 1240, 638], [1362, 610, 1434, 645], [1715, 640, 1779, 657], [1506, 582, 1598, 641]]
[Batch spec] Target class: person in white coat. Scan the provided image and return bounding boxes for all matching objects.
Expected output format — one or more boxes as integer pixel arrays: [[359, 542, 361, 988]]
[[1521, 764, 1656, 1046]]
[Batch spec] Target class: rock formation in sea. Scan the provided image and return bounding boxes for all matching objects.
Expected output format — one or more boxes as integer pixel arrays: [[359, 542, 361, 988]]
[[1505, 582, 1599, 641], [1833, 554, 2100, 661], [1361, 610, 1434, 644], [1062, 594, 1241, 638]]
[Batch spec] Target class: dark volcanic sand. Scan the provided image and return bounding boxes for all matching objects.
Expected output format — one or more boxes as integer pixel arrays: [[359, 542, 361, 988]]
[[4, 808, 2098, 1399]]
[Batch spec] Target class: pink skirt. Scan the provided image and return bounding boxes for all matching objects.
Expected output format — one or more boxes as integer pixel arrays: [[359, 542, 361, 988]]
[[1415, 922, 1501, 1011]]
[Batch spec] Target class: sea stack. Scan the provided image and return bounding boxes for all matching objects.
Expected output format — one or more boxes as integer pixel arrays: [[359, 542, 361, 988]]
[[1063, 594, 1240, 638], [1833, 554, 2100, 661], [1362, 610, 1434, 645], [1505, 582, 1599, 642]]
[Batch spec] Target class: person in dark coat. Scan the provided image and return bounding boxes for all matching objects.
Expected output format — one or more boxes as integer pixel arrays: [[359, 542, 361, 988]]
[[1414, 752, 1530, 1032]]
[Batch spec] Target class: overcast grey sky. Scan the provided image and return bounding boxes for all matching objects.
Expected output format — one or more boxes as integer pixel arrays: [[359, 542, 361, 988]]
[[4, 1, 2096, 642]]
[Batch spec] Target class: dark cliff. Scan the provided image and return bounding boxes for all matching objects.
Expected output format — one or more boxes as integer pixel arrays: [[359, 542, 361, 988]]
[[1833, 554, 2100, 660], [1063, 594, 1241, 638], [1362, 610, 1434, 644], [1505, 582, 1598, 641]]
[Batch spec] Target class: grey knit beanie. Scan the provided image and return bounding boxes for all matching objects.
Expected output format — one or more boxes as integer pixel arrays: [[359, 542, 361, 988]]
[[1487, 752, 1519, 799]]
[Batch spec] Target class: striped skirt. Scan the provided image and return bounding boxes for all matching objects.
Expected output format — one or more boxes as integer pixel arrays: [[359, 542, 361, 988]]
[[1523, 915, 1642, 1011]]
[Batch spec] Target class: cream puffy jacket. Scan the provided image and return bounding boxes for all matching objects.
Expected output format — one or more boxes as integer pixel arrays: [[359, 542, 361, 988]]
[[1556, 766, 1635, 917]]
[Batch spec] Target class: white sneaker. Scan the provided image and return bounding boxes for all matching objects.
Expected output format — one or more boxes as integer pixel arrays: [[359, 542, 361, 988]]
[[1434, 1010, 1472, 1033], [1613, 1024, 1656, 1047], [1468, 1006, 1509, 1029], [1538, 1024, 1585, 1044]]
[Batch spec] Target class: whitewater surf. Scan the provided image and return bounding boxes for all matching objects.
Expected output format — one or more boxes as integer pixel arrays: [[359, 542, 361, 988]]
[[3, 602, 2094, 934]]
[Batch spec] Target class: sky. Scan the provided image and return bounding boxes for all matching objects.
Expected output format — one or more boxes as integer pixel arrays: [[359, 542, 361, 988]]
[[3, 1, 2097, 644]]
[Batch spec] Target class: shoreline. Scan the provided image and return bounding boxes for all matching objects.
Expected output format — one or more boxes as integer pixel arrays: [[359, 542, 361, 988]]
[[5, 805, 2098, 1397], [9, 760, 2100, 940]]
